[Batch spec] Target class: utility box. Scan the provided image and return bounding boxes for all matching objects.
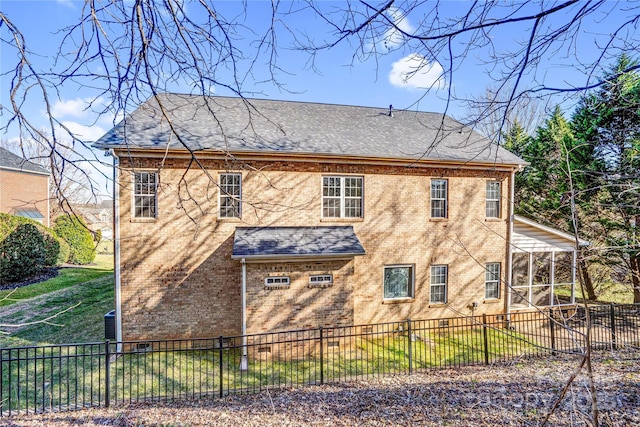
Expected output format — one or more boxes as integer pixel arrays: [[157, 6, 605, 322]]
[[104, 310, 116, 340]]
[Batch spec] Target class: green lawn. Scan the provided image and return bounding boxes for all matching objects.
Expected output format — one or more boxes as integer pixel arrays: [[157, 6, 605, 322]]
[[0, 255, 114, 347], [567, 280, 635, 304]]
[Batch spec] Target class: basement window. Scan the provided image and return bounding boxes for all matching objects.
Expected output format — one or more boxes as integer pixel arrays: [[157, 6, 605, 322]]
[[265, 276, 290, 289], [309, 274, 333, 288]]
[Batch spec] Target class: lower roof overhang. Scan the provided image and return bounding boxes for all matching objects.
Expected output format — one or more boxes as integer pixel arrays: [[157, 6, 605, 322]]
[[231, 225, 366, 263]]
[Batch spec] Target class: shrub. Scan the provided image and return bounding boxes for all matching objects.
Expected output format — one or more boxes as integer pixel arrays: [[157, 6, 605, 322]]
[[56, 238, 71, 265], [53, 215, 96, 265], [0, 213, 67, 283], [0, 223, 46, 283]]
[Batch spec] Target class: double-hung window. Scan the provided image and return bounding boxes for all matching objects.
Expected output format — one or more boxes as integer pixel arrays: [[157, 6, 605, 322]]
[[486, 181, 501, 218], [430, 265, 448, 303], [322, 176, 363, 218], [485, 263, 501, 299], [219, 173, 242, 218], [431, 179, 448, 218], [383, 265, 414, 299], [133, 172, 158, 219]]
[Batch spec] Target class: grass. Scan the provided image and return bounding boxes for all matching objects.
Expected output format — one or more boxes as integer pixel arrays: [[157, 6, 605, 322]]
[[567, 280, 635, 304], [0, 254, 114, 347], [0, 324, 542, 413]]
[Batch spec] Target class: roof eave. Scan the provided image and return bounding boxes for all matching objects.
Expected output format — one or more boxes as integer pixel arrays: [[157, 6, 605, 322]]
[[231, 252, 366, 263], [102, 146, 525, 170], [0, 165, 51, 177]]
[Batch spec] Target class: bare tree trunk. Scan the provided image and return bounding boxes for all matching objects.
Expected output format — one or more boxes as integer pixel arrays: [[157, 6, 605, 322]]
[[578, 256, 597, 301], [630, 254, 640, 304]]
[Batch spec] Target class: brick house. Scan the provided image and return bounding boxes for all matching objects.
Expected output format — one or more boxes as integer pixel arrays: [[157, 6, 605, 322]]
[[0, 147, 50, 227], [95, 94, 585, 343]]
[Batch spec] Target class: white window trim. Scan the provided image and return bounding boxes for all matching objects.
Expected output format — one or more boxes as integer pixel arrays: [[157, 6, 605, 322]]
[[485, 262, 501, 300], [309, 274, 333, 286], [383, 264, 415, 300], [132, 171, 158, 219], [265, 276, 290, 287], [321, 175, 364, 219], [218, 173, 242, 219], [486, 181, 501, 218], [430, 179, 448, 219], [430, 264, 448, 304]]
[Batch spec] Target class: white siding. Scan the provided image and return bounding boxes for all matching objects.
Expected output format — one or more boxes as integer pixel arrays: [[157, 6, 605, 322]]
[[512, 221, 577, 252]]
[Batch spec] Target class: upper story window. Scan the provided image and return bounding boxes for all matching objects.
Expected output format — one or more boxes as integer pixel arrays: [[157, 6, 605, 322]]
[[383, 265, 414, 299], [485, 262, 501, 299], [430, 265, 448, 303], [486, 181, 501, 218], [133, 172, 158, 219], [219, 173, 242, 218], [430, 179, 448, 218], [322, 176, 363, 219]]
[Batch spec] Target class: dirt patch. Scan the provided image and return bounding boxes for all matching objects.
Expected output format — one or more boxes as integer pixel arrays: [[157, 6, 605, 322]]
[[2, 351, 638, 426], [0, 268, 59, 291]]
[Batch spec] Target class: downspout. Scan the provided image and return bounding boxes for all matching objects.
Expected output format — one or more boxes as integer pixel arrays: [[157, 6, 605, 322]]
[[240, 258, 248, 370], [46, 174, 50, 227], [112, 150, 123, 351], [506, 169, 516, 317]]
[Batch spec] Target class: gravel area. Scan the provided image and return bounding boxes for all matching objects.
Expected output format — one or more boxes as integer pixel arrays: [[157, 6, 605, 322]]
[[2, 351, 638, 427]]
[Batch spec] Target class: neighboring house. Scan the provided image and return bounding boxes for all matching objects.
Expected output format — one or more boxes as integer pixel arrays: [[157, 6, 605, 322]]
[[94, 93, 586, 343], [0, 147, 50, 227], [73, 200, 114, 240]]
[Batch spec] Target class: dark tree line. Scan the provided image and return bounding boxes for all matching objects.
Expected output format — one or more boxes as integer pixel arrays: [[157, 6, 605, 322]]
[[505, 55, 640, 303]]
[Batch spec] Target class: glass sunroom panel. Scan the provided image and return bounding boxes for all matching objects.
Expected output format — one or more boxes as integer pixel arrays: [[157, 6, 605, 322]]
[[511, 288, 529, 307], [531, 285, 551, 306], [553, 284, 573, 305], [532, 253, 551, 285], [512, 253, 529, 287], [554, 252, 573, 284]]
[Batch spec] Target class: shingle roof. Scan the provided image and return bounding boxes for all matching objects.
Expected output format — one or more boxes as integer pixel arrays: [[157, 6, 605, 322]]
[[11, 207, 45, 220], [94, 93, 526, 166], [231, 226, 366, 261], [0, 147, 49, 175]]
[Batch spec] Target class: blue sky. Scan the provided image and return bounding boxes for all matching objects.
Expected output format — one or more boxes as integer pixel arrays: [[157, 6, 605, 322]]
[[1, 0, 637, 198]]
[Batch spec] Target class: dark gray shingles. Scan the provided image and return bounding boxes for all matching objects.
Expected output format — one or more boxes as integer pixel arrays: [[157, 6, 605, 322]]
[[95, 94, 526, 166], [232, 226, 366, 260], [0, 147, 49, 175]]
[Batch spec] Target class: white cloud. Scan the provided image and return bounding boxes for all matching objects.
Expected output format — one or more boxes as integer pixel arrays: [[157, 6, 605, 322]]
[[56, 0, 75, 8], [51, 97, 97, 119], [389, 53, 446, 91], [381, 7, 415, 50], [60, 121, 106, 143]]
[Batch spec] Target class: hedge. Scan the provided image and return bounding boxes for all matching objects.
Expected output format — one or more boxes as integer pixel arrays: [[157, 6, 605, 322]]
[[0, 213, 65, 283], [53, 214, 96, 265]]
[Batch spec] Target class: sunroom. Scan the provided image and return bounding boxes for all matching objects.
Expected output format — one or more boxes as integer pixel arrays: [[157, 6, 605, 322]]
[[509, 215, 589, 311]]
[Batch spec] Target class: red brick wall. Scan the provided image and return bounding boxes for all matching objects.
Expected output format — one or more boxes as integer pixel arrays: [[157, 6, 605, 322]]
[[0, 169, 49, 227], [117, 156, 511, 340]]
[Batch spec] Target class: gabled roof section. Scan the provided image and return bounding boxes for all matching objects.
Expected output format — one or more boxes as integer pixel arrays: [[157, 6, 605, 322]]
[[232, 226, 366, 261], [513, 215, 589, 252], [94, 93, 526, 167], [0, 147, 49, 175]]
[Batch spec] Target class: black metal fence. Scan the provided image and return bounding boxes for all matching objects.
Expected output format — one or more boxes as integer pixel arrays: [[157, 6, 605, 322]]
[[1, 303, 639, 416]]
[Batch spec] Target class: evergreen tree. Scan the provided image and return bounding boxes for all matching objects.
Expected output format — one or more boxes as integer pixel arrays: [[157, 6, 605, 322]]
[[572, 54, 640, 303]]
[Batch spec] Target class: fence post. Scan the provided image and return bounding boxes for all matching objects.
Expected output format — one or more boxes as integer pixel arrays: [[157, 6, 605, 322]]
[[104, 340, 110, 408], [218, 336, 224, 398], [319, 327, 324, 385], [549, 308, 556, 355], [610, 303, 617, 350], [0, 348, 3, 417], [482, 314, 489, 365], [407, 319, 413, 374]]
